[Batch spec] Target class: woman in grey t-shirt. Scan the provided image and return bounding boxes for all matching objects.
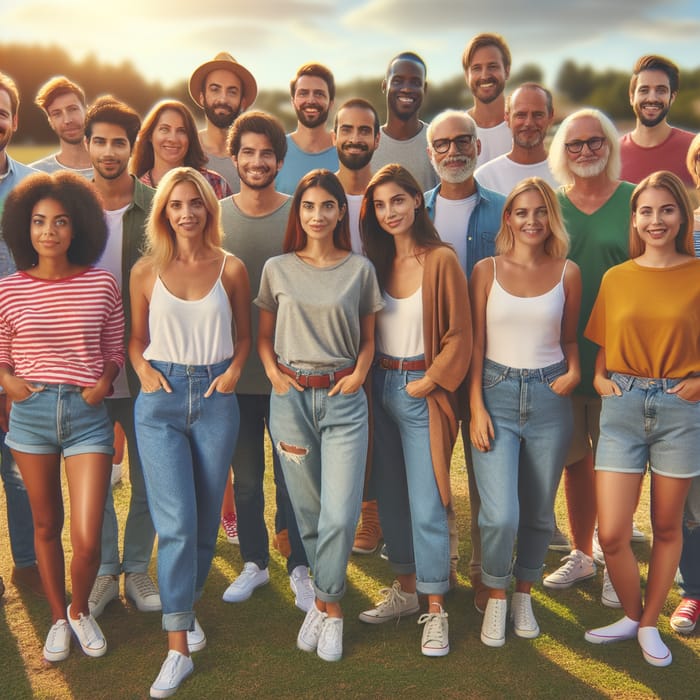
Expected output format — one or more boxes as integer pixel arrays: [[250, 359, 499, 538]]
[[256, 170, 383, 662]]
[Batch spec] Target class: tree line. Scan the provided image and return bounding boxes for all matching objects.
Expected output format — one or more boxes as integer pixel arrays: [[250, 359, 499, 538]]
[[1, 44, 697, 144]]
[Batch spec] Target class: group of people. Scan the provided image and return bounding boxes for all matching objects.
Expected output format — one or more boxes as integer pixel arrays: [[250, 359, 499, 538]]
[[0, 32, 698, 699]]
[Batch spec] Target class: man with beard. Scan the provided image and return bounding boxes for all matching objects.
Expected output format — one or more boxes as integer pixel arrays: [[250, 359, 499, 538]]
[[0, 71, 42, 599], [463, 33, 512, 167], [543, 108, 634, 608], [275, 63, 338, 195], [371, 52, 438, 192], [219, 112, 314, 612], [333, 98, 380, 254], [425, 109, 504, 607], [620, 55, 695, 186], [84, 96, 161, 618], [30, 76, 92, 178], [474, 82, 556, 195], [189, 52, 258, 192]]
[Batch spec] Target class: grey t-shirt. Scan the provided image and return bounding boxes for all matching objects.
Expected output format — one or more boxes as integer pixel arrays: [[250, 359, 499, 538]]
[[221, 196, 291, 394], [255, 252, 383, 371]]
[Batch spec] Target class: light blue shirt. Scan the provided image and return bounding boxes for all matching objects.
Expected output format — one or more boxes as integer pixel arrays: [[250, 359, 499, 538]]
[[275, 135, 338, 196]]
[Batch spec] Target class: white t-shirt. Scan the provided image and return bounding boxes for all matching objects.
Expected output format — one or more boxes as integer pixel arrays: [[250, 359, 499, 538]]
[[376, 287, 424, 358], [475, 121, 512, 167], [474, 154, 557, 196], [346, 193, 364, 254], [433, 193, 477, 275]]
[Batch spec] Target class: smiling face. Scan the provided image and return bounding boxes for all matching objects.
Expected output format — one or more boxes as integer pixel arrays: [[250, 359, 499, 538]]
[[151, 109, 188, 168], [233, 131, 281, 190], [165, 181, 208, 240], [632, 186, 683, 253], [0, 89, 17, 154], [467, 44, 509, 105], [507, 87, 553, 150], [429, 114, 479, 184], [30, 197, 73, 261], [87, 122, 132, 181], [333, 106, 379, 170], [506, 189, 550, 249], [299, 186, 345, 242], [371, 181, 420, 239], [383, 59, 426, 122], [565, 115, 609, 179], [292, 75, 332, 129], [631, 69, 674, 128], [202, 68, 243, 129]]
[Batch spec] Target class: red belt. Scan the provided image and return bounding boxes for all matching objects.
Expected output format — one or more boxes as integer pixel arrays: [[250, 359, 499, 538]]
[[277, 363, 355, 389], [375, 356, 427, 371]]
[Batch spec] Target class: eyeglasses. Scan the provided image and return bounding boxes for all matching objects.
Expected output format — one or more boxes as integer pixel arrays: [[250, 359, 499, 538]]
[[564, 137, 606, 154], [431, 134, 475, 154]]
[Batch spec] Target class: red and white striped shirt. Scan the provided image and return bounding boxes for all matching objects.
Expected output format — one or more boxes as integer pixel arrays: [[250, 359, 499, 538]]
[[0, 267, 125, 386]]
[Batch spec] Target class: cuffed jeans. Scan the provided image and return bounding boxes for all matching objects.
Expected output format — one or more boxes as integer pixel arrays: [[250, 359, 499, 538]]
[[135, 359, 239, 632], [678, 474, 700, 599], [371, 361, 449, 595], [472, 359, 572, 589], [232, 394, 308, 574], [1, 430, 36, 568], [99, 398, 156, 576], [270, 383, 367, 603]]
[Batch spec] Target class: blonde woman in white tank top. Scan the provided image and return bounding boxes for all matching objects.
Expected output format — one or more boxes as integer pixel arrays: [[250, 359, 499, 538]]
[[129, 168, 250, 698], [468, 177, 582, 648]]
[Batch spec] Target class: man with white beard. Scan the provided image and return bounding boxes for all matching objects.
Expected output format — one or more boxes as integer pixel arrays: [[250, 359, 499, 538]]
[[424, 109, 504, 609], [543, 108, 635, 608]]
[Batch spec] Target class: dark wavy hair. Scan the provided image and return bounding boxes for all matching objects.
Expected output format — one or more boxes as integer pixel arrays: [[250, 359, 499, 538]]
[[360, 163, 447, 289], [227, 110, 287, 161], [284, 170, 350, 253], [1, 171, 107, 270]]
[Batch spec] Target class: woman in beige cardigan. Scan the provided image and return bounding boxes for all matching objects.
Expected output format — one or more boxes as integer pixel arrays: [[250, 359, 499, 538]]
[[357, 164, 471, 657]]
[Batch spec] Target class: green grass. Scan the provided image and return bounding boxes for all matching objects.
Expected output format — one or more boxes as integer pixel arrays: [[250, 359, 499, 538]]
[[0, 438, 698, 699]]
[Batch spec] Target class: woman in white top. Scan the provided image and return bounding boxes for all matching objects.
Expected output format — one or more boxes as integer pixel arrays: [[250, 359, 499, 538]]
[[469, 177, 581, 648], [129, 167, 250, 698]]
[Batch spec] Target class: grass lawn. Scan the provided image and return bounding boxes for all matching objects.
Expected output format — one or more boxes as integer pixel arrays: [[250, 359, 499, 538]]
[[0, 436, 698, 700]]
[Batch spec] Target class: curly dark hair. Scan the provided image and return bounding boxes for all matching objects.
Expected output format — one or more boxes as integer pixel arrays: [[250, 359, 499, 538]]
[[1, 171, 107, 270]]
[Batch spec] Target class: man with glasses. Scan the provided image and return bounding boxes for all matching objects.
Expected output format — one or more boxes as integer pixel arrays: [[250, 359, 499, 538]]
[[474, 82, 556, 195], [543, 108, 635, 607], [425, 109, 504, 609]]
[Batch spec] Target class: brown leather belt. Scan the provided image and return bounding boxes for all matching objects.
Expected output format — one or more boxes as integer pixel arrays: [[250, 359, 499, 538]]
[[375, 355, 427, 371], [277, 363, 355, 389]]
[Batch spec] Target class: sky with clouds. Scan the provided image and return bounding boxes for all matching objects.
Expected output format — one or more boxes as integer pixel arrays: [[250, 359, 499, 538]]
[[4, 0, 700, 92]]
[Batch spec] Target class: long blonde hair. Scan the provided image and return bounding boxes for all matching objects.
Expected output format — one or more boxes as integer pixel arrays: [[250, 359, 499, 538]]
[[144, 167, 223, 270], [495, 177, 569, 259]]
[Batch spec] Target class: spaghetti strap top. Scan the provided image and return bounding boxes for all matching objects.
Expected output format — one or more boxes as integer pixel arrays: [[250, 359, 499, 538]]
[[485, 257, 567, 368], [143, 255, 234, 365]]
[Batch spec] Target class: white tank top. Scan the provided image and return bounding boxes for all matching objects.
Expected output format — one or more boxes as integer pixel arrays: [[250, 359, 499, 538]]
[[143, 256, 234, 365], [485, 257, 566, 369], [376, 287, 424, 358]]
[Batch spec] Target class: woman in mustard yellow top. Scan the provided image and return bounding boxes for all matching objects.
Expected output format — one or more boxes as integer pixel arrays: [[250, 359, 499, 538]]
[[584, 171, 700, 667]]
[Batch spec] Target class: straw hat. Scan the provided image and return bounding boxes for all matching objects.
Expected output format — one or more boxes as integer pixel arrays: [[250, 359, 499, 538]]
[[188, 52, 257, 110]]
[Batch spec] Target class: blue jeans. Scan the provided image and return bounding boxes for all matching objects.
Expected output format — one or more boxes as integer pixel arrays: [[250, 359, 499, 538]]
[[232, 394, 307, 574], [371, 362, 449, 595], [1, 431, 36, 568], [99, 398, 156, 576], [270, 384, 367, 603], [472, 359, 572, 589], [135, 359, 240, 632], [678, 474, 700, 599]]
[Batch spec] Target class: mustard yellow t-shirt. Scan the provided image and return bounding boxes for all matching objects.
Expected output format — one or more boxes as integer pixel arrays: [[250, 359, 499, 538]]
[[585, 258, 700, 378]]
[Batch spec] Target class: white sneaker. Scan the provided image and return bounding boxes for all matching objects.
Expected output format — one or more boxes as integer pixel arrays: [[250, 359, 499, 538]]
[[297, 603, 326, 652], [150, 650, 193, 698], [110, 463, 122, 486], [67, 604, 107, 657], [222, 562, 269, 603], [187, 618, 206, 653], [481, 598, 507, 647], [418, 606, 449, 657], [358, 580, 420, 624], [543, 549, 596, 589], [43, 619, 71, 662], [317, 616, 343, 662], [289, 566, 315, 613], [592, 528, 606, 566], [511, 592, 539, 639], [125, 572, 162, 612], [601, 567, 621, 608], [88, 575, 119, 617]]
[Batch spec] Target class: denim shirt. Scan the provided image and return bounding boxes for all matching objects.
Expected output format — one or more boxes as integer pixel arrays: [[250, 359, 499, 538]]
[[424, 179, 505, 279]]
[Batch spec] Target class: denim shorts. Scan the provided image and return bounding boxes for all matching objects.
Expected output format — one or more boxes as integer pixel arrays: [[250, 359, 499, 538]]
[[6, 383, 114, 457], [595, 372, 700, 478]]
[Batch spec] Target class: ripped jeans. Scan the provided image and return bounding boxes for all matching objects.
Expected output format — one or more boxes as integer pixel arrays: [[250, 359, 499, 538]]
[[270, 384, 367, 604], [678, 475, 700, 599]]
